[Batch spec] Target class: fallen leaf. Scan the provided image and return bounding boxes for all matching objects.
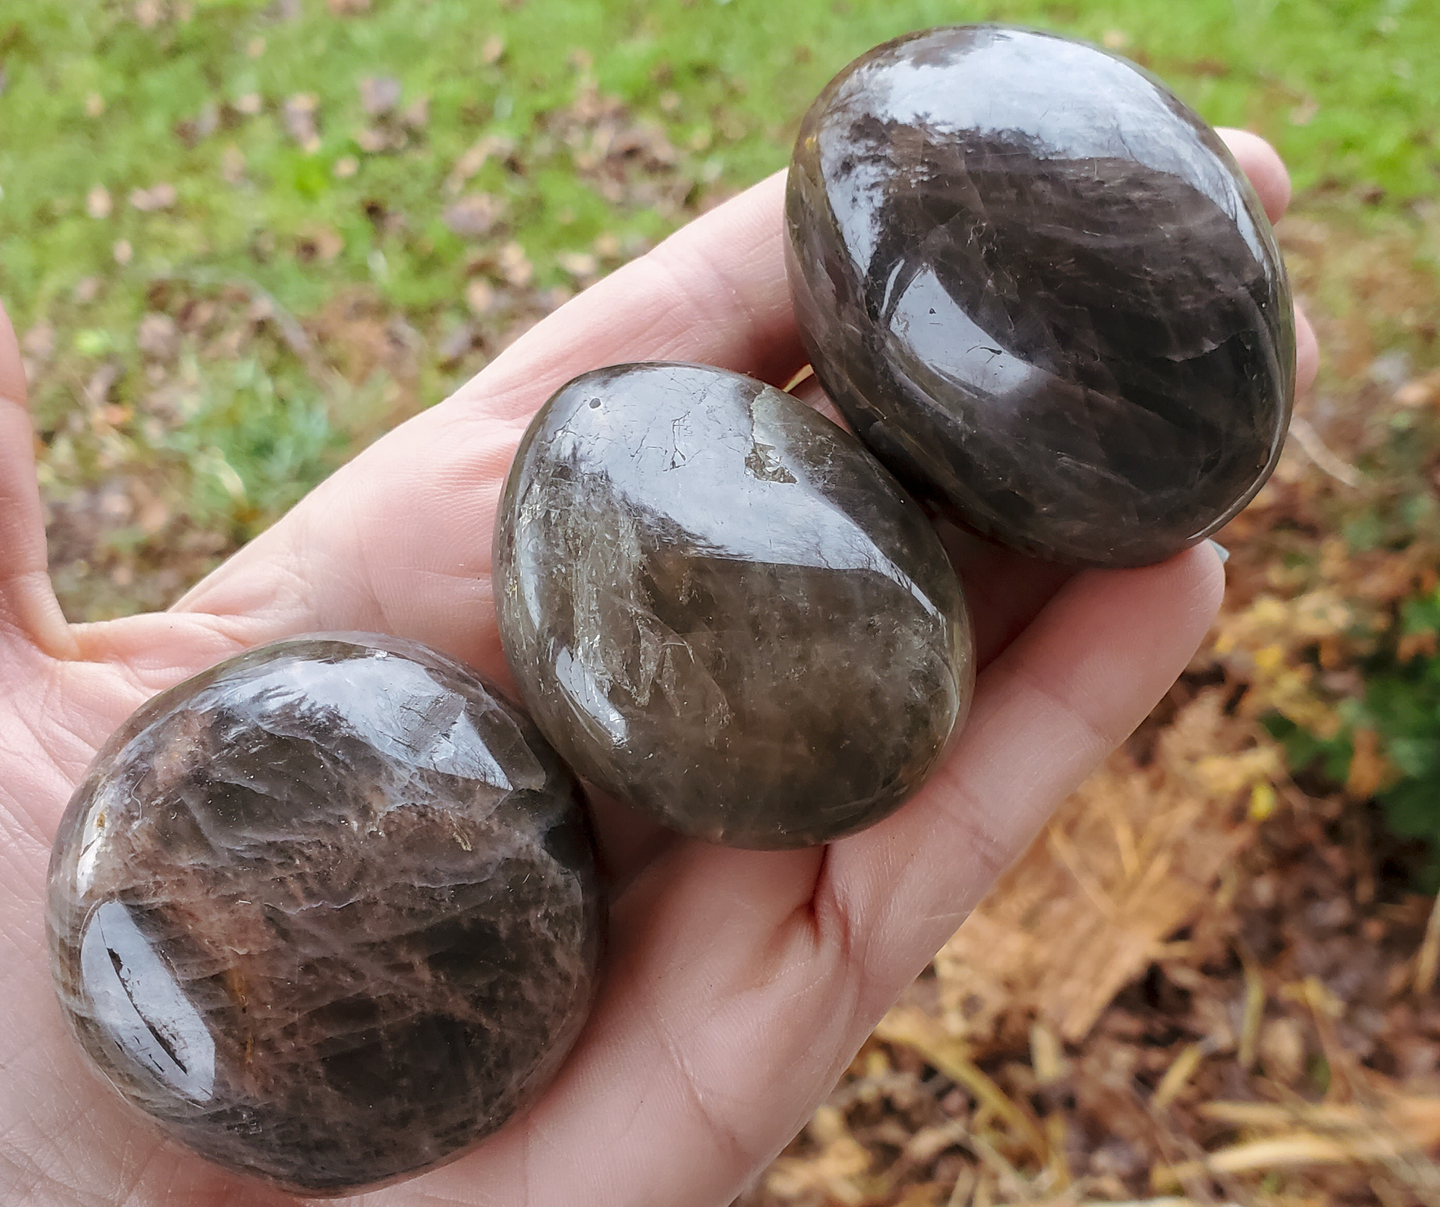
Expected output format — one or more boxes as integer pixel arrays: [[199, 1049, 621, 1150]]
[[443, 193, 504, 238], [445, 135, 512, 193], [557, 251, 598, 278], [283, 93, 320, 152], [137, 313, 179, 361], [465, 279, 496, 315], [174, 101, 219, 146], [498, 241, 532, 287], [130, 183, 178, 212], [1258, 1016, 1308, 1084], [1395, 367, 1440, 407], [355, 127, 390, 154], [295, 227, 344, 262], [437, 322, 475, 365], [86, 185, 113, 219], [1345, 727, 1392, 798], [359, 75, 402, 117], [402, 96, 429, 131]]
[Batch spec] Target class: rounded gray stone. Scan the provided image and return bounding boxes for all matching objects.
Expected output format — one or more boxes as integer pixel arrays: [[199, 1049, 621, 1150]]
[[494, 362, 973, 849], [46, 634, 602, 1195], [786, 24, 1296, 567]]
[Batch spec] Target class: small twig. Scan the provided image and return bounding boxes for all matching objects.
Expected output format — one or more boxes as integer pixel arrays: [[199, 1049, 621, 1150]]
[[1289, 416, 1365, 488]]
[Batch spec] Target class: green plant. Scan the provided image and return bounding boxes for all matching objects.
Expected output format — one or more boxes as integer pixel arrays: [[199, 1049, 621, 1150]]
[[1269, 585, 1440, 888]]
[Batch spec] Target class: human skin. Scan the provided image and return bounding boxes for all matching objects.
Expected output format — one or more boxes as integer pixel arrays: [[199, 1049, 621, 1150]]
[[0, 130, 1316, 1206]]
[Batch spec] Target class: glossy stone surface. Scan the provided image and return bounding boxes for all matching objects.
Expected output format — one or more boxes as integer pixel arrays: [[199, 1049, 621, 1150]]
[[494, 362, 973, 849], [46, 635, 601, 1195], [786, 24, 1296, 567]]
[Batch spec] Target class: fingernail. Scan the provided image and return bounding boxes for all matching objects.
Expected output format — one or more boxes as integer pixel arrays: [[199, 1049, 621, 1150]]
[[1206, 539, 1230, 564]]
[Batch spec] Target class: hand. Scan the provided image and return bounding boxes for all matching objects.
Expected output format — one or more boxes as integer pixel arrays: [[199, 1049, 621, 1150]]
[[0, 130, 1317, 1206]]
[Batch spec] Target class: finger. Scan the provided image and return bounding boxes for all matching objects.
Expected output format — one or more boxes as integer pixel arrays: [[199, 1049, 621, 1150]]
[[819, 542, 1226, 1017], [930, 519, 1075, 668], [1217, 127, 1290, 223], [123, 173, 802, 674], [0, 304, 78, 658], [1212, 130, 1318, 402]]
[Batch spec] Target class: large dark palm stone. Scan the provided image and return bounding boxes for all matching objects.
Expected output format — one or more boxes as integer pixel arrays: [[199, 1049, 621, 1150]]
[[494, 362, 973, 849], [46, 635, 602, 1195], [786, 24, 1296, 567]]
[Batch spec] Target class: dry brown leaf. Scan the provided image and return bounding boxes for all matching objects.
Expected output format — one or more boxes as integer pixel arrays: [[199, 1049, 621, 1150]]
[[557, 251, 598, 278], [1345, 727, 1392, 799], [498, 240, 532, 287], [445, 135, 513, 194], [358, 75, 401, 117], [443, 193, 505, 239], [465, 280, 497, 316], [130, 183, 177, 212], [86, 185, 113, 219], [283, 94, 320, 152], [137, 314, 179, 361]]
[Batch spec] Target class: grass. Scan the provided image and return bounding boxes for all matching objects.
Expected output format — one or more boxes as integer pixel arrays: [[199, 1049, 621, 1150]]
[[4, 0, 1438, 325], [1, 0, 1438, 621]]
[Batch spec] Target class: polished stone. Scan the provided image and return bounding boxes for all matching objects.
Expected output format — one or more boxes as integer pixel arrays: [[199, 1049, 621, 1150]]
[[494, 362, 973, 849], [46, 635, 602, 1195], [786, 24, 1296, 567]]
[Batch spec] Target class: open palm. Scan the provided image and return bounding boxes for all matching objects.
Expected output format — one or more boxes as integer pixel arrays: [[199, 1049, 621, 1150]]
[[0, 135, 1315, 1206]]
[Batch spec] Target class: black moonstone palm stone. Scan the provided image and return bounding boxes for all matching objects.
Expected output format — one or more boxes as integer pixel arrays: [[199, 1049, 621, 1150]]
[[46, 635, 602, 1195], [494, 362, 973, 849], [786, 24, 1296, 567]]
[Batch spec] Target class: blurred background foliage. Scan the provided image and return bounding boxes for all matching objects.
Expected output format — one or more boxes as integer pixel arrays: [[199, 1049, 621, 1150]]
[[4, 1, 1440, 1201]]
